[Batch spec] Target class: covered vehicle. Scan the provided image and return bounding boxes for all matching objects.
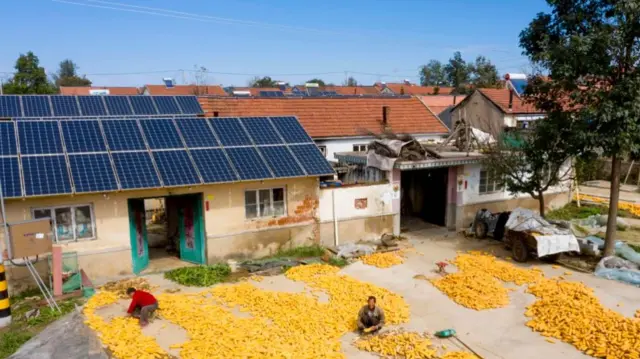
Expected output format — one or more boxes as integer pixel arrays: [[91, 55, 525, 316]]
[[472, 209, 510, 241]]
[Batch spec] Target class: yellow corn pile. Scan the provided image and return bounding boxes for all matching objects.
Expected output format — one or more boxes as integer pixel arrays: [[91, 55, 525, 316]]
[[360, 251, 405, 268], [99, 277, 157, 299], [441, 352, 479, 359], [249, 275, 264, 282], [430, 271, 510, 310], [84, 291, 168, 359], [575, 194, 640, 217], [354, 332, 437, 359], [635, 309, 640, 318]]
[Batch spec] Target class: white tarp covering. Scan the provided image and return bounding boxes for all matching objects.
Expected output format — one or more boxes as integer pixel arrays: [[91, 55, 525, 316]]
[[506, 208, 580, 257], [471, 128, 496, 145]]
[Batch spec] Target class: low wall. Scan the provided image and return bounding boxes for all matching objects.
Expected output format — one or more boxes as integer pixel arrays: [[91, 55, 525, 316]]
[[319, 214, 394, 247]]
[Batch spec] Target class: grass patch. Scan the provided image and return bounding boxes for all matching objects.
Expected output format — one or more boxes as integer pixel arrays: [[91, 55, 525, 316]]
[[272, 245, 326, 259], [164, 264, 231, 287], [0, 331, 33, 359], [546, 203, 606, 221], [327, 257, 348, 268]]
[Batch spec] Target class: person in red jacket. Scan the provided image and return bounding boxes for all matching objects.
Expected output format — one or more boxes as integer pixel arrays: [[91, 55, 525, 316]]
[[126, 287, 158, 327]]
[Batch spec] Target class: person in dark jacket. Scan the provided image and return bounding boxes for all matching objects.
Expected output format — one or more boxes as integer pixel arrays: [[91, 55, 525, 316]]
[[126, 287, 158, 327], [357, 296, 385, 333]]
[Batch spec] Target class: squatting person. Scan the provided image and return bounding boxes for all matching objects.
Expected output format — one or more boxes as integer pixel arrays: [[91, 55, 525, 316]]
[[357, 296, 385, 334], [126, 287, 158, 327]]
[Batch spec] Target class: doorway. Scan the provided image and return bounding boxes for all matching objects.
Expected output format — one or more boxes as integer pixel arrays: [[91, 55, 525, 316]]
[[400, 168, 449, 230], [128, 193, 206, 274]]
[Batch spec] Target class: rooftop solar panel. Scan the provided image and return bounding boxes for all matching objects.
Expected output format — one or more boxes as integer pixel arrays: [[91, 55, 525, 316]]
[[209, 118, 252, 146], [225, 147, 273, 180], [190, 148, 238, 183], [0, 157, 22, 198], [152, 96, 182, 114], [22, 96, 52, 117], [240, 117, 283, 145], [50, 96, 80, 117], [270, 116, 313, 144], [0, 96, 22, 118], [18, 121, 63, 154], [174, 118, 219, 148], [111, 151, 161, 189], [101, 119, 146, 151], [139, 119, 184, 149], [511, 79, 528, 95], [61, 120, 107, 153], [152, 150, 201, 186], [130, 96, 158, 115], [258, 146, 305, 177], [103, 96, 133, 116], [0, 122, 17, 156], [175, 96, 204, 115], [68, 153, 118, 193], [22, 155, 72, 196], [78, 96, 107, 116], [289, 144, 334, 175]]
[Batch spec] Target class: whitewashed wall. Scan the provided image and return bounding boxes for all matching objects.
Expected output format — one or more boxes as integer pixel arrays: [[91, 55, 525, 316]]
[[318, 183, 396, 222], [316, 134, 445, 161]]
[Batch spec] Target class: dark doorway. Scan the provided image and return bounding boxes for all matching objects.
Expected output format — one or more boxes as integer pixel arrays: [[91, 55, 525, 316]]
[[401, 168, 449, 227]]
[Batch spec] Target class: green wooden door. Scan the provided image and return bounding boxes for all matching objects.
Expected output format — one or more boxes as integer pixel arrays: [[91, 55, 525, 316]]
[[128, 199, 149, 274], [178, 194, 205, 264]]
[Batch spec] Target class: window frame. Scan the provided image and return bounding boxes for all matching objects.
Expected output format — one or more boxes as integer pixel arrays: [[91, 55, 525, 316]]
[[479, 169, 503, 195], [352, 144, 368, 152], [31, 203, 97, 243], [244, 187, 287, 219]]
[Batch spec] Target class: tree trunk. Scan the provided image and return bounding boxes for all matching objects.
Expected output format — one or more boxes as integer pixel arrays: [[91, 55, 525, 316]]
[[538, 190, 546, 217], [604, 154, 622, 257]]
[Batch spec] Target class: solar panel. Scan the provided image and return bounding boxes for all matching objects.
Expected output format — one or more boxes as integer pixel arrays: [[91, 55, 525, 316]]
[[209, 118, 252, 146], [68, 154, 118, 193], [240, 117, 283, 145], [190, 148, 238, 183], [289, 144, 334, 175], [152, 96, 181, 114], [130, 96, 158, 115], [78, 96, 107, 116], [0, 122, 17, 156], [175, 96, 204, 115], [103, 96, 133, 116], [258, 146, 305, 177], [22, 155, 72, 196], [511, 79, 528, 95], [111, 152, 161, 189], [61, 120, 107, 153], [270, 116, 313, 144], [0, 96, 23, 117], [174, 118, 218, 148], [22, 96, 52, 117], [18, 121, 63, 154], [259, 91, 284, 97], [101, 120, 146, 151], [225, 147, 273, 180], [0, 157, 22, 198], [139, 119, 184, 149], [152, 150, 201, 186], [50, 96, 80, 117]]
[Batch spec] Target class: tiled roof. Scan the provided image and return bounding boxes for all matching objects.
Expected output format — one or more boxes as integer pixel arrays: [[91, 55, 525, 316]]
[[59, 86, 140, 95], [375, 83, 455, 95], [478, 88, 542, 114], [199, 97, 448, 138], [419, 95, 466, 116], [323, 86, 381, 95], [228, 87, 287, 96], [144, 84, 227, 96]]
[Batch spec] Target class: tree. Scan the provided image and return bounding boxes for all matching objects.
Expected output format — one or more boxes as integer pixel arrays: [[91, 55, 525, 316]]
[[306, 78, 326, 87], [444, 52, 472, 94], [2, 52, 55, 94], [470, 56, 499, 88], [249, 76, 277, 88], [419, 60, 447, 86], [343, 76, 358, 86], [51, 59, 92, 88], [519, 0, 640, 256], [192, 65, 209, 95]]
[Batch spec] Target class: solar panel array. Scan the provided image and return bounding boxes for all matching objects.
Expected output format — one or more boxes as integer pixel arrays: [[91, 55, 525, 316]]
[[0, 116, 333, 198], [0, 95, 204, 118], [510, 79, 528, 95]]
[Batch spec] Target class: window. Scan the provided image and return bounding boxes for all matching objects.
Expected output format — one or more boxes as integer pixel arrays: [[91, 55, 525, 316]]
[[33, 204, 96, 242], [317, 145, 327, 157], [245, 188, 285, 219], [479, 170, 503, 194], [353, 144, 368, 152]]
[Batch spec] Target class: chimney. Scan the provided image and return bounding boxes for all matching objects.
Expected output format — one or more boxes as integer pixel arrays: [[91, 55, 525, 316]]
[[213, 111, 219, 117], [382, 106, 390, 129], [508, 89, 514, 110], [453, 94, 457, 105]]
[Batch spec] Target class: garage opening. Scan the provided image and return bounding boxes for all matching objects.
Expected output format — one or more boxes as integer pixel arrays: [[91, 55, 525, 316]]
[[401, 168, 449, 231]]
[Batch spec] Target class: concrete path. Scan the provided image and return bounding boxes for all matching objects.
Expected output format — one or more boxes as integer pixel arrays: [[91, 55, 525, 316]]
[[580, 180, 640, 203]]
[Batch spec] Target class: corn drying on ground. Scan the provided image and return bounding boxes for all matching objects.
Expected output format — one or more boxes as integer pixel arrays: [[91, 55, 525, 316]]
[[360, 251, 405, 268], [354, 331, 437, 359], [441, 352, 479, 359]]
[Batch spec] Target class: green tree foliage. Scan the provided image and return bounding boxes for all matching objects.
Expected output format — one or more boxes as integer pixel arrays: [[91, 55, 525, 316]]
[[470, 56, 499, 88], [519, 0, 640, 256], [444, 52, 473, 94], [419, 60, 447, 86], [51, 59, 92, 88], [2, 52, 55, 94], [343, 76, 358, 86], [249, 76, 277, 88], [306, 78, 326, 87]]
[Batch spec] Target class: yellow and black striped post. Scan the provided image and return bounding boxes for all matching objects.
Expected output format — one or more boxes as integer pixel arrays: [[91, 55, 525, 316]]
[[0, 263, 10, 327]]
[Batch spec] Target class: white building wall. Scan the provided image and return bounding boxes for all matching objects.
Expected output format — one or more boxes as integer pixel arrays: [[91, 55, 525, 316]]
[[318, 184, 396, 222], [316, 134, 445, 161]]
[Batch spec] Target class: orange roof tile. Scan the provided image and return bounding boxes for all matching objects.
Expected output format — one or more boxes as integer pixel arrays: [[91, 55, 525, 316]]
[[144, 84, 227, 96], [419, 95, 466, 116], [323, 86, 381, 95], [478, 88, 542, 114], [375, 83, 454, 95], [229, 87, 287, 96], [199, 97, 448, 138], [60, 86, 140, 95]]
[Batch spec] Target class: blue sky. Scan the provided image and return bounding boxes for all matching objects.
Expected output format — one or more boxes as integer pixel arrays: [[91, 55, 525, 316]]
[[0, 0, 549, 87]]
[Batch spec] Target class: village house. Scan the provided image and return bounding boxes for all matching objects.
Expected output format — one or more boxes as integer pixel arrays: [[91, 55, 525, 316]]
[[143, 84, 228, 96], [419, 95, 466, 129], [59, 86, 140, 96], [375, 81, 455, 96]]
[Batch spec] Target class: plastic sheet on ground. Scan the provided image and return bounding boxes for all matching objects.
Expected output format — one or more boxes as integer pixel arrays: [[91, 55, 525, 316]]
[[506, 208, 580, 257], [240, 258, 301, 273], [336, 243, 376, 259], [571, 214, 630, 236], [594, 256, 640, 286], [576, 235, 640, 265]]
